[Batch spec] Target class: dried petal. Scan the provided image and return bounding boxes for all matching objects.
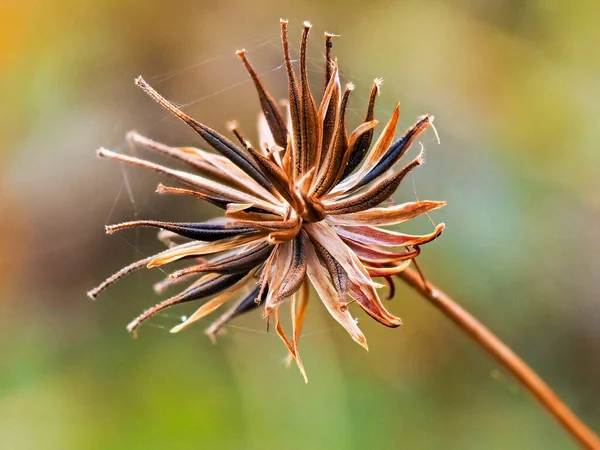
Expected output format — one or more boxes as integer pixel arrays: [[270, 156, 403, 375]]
[[345, 240, 420, 264], [275, 307, 307, 382], [365, 260, 412, 277], [147, 233, 268, 267], [340, 79, 381, 179], [169, 241, 273, 278], [324, 152, 423, 215], [304, 222, 379, 289], [287, 280, 309, 367], [310, 237, 349, 300], [348, 280, 402, 328], [265, 234, 307, 310], [326, 200, 446, 226], [334, 223, 445, 247], [170, 270, 257, 333], [305, 232, 368, 350]]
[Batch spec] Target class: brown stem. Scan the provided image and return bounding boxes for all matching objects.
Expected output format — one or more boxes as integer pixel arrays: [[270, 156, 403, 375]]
[[397, 267, 600, 450]]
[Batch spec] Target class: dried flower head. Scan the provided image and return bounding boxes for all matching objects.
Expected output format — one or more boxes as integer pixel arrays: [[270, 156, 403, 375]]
[[90, 19, 446, 381]]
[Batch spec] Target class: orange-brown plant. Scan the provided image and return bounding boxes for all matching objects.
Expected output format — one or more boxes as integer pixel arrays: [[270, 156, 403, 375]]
[[89, 20, 445, 380]]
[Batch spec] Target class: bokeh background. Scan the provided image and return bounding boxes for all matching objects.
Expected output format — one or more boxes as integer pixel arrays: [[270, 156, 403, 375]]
[[2, 0, 600, 448]]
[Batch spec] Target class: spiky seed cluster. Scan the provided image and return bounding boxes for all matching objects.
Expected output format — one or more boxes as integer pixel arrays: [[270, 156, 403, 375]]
[[89, 20, 446, 381]]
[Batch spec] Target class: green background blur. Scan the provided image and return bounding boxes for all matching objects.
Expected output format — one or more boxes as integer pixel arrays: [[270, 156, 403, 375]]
[[2, 0, 600, 448]]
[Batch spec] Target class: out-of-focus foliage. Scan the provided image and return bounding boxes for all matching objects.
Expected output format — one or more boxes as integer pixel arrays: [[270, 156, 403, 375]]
[[2, 0, 599, 448]]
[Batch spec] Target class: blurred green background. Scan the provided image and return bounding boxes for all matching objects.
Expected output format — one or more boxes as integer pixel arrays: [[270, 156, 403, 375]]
[[2, 0, 600, 448]]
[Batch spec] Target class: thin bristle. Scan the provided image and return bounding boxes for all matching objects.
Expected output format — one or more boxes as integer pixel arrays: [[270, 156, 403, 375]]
[[105, 221, 141, 234], [87, 256, 153, 299], [428, 115, 441, 145], [323, 33, 337, 91], [281, 18, 303, 181], [227, 121, 246, 147]]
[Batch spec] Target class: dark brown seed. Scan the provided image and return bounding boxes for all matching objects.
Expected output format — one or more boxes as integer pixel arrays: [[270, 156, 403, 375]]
[[135, 77, 278, 195], [105, 220, 258, 241], [171, 241, 273, 276], [340, 80, 380, 179], [326, 155, 422, 215], [280, 19, 303, 180], [236, 50, 288, 148], [354, 115, 430, 190]]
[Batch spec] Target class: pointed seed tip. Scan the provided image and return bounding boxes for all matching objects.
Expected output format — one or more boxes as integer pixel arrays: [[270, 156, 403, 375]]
[[303, 20, 312, 28], [156, 184, 168, 194], [205, 329, 218, 345], [236, 49, 245, 56]]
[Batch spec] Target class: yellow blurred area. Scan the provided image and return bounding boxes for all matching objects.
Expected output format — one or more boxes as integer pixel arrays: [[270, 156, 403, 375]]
[[0, 4, 29, 69], [2, 0, 600, 448]]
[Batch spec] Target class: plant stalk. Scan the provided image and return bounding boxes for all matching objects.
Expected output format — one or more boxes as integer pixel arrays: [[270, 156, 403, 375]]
[[397, 267, 600, 450]]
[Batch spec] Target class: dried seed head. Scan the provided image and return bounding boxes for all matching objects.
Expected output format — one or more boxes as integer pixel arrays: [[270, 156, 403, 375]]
[[90, 20, 445, 381]]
